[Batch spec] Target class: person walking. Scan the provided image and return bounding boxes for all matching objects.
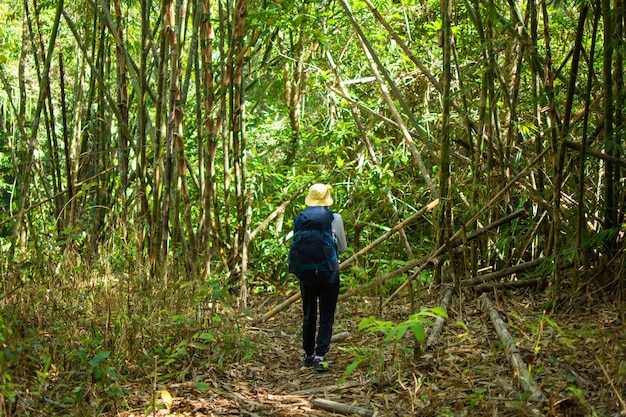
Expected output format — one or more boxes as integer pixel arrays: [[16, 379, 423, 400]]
[[288, 183, 347, 372]]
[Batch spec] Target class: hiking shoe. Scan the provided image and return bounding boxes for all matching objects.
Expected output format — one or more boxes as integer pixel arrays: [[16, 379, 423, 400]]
[[313, 357, 330, 372], [303, 355, 315, 367]]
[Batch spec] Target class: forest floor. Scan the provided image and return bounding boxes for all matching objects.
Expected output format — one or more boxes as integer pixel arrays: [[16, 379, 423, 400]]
[[118, 285, 626, 417]]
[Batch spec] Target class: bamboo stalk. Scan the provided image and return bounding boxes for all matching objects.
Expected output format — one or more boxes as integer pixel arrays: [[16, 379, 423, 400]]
[[426, 286, 453, 349], [337, 0, 438, 197], [460, 257, 547, 287], [480, 295, 546, 402], [340, 199, 440, 270], [327, 50, 415, 259], [311, 398, 377, 417]]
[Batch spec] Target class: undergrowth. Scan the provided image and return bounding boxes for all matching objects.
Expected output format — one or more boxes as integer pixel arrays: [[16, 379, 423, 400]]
[[0, 247, 252, 416]]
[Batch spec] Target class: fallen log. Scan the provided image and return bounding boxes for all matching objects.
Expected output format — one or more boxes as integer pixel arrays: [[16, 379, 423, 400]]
[[311, 398, 378, 417], [480, 295, 547, 402], [426, 286, 453, 349]]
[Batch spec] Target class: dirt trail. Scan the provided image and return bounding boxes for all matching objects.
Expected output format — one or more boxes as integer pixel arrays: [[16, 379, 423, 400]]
[[121, 289, 626, 416]]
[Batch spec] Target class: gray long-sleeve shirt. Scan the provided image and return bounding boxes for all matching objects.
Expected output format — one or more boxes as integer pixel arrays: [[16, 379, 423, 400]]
[[332, 213, 347, 253]]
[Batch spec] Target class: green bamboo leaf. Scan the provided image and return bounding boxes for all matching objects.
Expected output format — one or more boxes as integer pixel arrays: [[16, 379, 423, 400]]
[[410, 323, 425, 343], [195, 382, 210, 393]]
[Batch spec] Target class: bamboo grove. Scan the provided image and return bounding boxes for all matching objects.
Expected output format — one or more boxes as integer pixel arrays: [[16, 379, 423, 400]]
[[1, 0, 625, 309]]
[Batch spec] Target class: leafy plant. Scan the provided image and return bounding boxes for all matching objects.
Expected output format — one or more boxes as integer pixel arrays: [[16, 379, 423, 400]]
[[340, 307, 447, 382], [0, 313, 19, 415], [358, 307, 447, 344]]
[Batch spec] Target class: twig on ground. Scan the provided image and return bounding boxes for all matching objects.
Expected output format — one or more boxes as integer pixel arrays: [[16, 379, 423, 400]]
[[426, 286, 453, 349], [311, 398, 377, 416], [596, 356, 626, 412]]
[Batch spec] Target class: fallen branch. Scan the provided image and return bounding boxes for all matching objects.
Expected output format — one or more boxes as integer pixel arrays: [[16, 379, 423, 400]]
[[260, 292, 301, 321], [426, 286, 453, 349], [473, 277, 544, 293], [480, 295, 546, 402], [340, 199, 439, 270], [461, 258, 547, 287], [311, 398, 377, 417], [331, 331, 351, 343]]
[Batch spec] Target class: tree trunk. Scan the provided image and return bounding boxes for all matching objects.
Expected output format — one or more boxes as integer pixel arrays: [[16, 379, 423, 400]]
[[438, 0, 453, 283], [58, 54, 75, 229], [113, 0, 130, 234], [602, 0, 616, 247], [200, 0, 218, 280], [11, 0, 63, 261]]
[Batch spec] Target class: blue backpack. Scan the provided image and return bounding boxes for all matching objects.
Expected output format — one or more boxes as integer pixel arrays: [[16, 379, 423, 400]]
[[288, 206, 339, 277]]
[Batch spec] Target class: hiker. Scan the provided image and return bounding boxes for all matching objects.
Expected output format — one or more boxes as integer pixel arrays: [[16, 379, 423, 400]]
[[288, 183, 347, 372]]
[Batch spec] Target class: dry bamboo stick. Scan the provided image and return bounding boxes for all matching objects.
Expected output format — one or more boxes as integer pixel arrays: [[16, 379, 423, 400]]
[[426, 286, 453, 349], [311, 398, 377, 417], [473, 277, 544, 293], [460, 257, 547, 287], [340, 199, 439, 270], [249, 187, 305, 241], [480, 295, 547, 402], [260, 292, 301, 321], [339, 255, 428, 301]]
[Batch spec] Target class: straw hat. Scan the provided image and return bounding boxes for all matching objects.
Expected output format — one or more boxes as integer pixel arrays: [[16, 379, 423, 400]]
[[305, 183, 333, 207]]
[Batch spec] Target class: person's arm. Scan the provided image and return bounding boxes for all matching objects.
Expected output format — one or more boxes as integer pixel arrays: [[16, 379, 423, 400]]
[[332, 213, 347, 253]]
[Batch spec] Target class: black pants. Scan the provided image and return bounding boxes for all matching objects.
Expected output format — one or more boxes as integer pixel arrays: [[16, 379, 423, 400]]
[[299, 271, 340, 357]]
